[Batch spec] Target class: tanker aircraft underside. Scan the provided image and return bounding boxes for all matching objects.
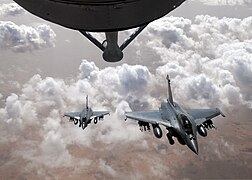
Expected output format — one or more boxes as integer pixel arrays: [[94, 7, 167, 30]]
[[13, 0, 186, 62]]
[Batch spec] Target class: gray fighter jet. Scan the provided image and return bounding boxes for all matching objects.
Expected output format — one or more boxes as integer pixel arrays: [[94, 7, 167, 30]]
[[125, 75, 225, 154], [13, 0, 185, 62], [64, 96, 109, 129]]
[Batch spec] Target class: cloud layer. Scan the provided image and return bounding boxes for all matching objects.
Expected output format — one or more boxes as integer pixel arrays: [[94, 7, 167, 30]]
[[192, 0, 252, 6], [0, 14, 251, 178], [0, 3, 25, 17], [0, 21, 56, 52], [139, 15, 252, 108], [0, 61, 150, 168]]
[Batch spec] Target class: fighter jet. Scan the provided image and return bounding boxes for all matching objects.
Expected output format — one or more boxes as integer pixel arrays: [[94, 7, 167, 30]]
[[13, 0, 186, 62], [125, 75, 225, 154], [64, 96, 110, 129]]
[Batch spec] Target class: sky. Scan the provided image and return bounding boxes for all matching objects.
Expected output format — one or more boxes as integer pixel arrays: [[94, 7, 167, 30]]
[[0, 0, 252, 179]]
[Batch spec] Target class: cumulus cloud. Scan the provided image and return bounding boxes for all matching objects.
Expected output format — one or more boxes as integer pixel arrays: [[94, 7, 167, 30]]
[[0, 3, 25, 17], [0, 21, 56, 52], [38, 110, 72, 167], [5, 93, 22, 120], [139, 15, 252, 108], [192, 0, 252, 6], [0, 61, 152, 168], [0, 14, 252, 171], [76, 59, 154, 110], [146, 16, 252, 58]]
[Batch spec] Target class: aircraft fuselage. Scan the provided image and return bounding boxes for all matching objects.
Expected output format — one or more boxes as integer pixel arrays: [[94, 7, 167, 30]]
[[13, 0, 185, 31], [13, 0, 186, 62], [160, 100, 199, 154], [125, 75, 224, 154], [80, 107, 93, 128]]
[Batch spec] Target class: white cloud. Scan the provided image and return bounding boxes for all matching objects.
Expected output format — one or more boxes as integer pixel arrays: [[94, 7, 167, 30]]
[[192, 0, 252, 6], [76, 60, 154, 109], [79, 60, 99, 80], [140, 15, 252, 108], [0, 61, 151, 167], [0, 21, 56, 52], [0, 3, 25, 17], [117, 64, 151, 96], [0, 15, 252, 169], [5, 93, 22, 121], [95, 102, 144, 146], [145, 16, 252, 59], [39, 127, 72, 167]]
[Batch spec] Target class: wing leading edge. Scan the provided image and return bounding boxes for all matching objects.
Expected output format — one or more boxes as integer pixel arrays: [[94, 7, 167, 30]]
[[64, 112, 80, 118], [125, 110, 171, 127], [92, 111, 110, 117], [187, 108, 225, 125]]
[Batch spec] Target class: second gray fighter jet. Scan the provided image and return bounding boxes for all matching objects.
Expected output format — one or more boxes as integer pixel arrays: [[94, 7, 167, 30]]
[[64, 96, 110, 130]]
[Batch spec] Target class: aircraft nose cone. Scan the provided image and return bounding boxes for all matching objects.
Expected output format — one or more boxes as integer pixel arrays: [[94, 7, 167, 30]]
[[188, 139, 199, 155]]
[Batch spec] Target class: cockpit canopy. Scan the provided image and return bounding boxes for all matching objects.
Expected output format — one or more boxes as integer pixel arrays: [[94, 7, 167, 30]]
[[180, 114, 193, 136]]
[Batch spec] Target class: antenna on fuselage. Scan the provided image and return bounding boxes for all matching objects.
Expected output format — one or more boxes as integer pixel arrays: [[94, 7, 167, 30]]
[[166, 75, 174, 106]]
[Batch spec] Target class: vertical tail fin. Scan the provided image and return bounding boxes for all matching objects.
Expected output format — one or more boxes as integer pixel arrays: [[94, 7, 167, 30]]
[[86, 95, 88, 109], [166, 75, 174, 105]]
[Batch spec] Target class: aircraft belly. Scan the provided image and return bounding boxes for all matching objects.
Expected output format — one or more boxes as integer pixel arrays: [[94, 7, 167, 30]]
[[13, 0, 185, 31]]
